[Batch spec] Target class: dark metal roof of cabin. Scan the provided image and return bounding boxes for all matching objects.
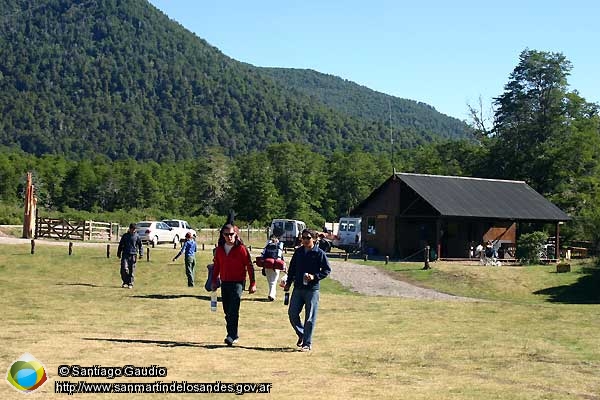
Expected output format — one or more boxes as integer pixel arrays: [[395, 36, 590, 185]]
[[397, 173, 570, 221]]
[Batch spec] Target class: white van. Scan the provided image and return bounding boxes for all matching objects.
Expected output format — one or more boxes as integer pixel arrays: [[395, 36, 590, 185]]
[[334, 217, 362, 252], [270, 219, 306, 248]]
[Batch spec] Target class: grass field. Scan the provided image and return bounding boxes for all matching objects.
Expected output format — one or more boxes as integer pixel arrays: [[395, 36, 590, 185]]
[[1, 241, 599, 399]]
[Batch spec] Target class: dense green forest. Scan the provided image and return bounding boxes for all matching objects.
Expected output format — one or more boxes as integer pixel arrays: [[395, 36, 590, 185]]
[[0, 141, 478, 228], [0, 0, 470, 161], [260, 67, 469, 141]]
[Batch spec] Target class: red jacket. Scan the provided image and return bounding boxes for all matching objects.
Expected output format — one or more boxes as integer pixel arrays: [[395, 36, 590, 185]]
[[212, 244, 255, 284]]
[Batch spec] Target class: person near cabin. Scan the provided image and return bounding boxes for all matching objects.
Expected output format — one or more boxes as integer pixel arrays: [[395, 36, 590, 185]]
[[482, 240, 503, 266], [257, 234, 286, 301], [211, 223, 256, 346], [485, 240, 496, 261], [117, 223, 143, 289], [476, 242, 485, 264], [284, 229, 331, 352], [172, 232, 197, 287]]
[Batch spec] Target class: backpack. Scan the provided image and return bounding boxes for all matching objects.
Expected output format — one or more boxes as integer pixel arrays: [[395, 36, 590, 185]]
[[263, 242, 280, 260], [256, 241, 285, 270]]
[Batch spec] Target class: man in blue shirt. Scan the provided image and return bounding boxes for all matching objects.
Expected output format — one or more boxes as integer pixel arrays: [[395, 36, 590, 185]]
[[284, 229, 331, 352], [173, 232, 198, 287]]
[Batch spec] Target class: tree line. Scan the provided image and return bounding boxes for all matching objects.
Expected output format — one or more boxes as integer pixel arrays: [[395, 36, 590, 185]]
[[0, 143, 394, 228]]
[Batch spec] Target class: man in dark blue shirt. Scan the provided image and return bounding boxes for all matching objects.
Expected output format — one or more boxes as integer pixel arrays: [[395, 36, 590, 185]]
[[284, 229, 331, 352], [117, 223, 143, 289]]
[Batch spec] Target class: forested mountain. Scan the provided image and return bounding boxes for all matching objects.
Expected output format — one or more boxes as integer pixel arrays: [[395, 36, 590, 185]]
[[0, 0, 471, 162], [260, 68, 469, 141]]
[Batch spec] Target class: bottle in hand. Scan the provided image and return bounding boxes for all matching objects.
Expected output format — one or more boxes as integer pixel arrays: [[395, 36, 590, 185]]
[[303, 273, 309, 285], [284, 292, 290, 305], [210, 291, 218, 312]]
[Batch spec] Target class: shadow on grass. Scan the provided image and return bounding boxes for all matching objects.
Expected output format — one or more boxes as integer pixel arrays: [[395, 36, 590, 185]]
[[133, 294, 210, 300], [533, 266, 600, 304], [82, 337, 295, 352], [133, 294, 277, 303], [392, 267, 428, 273], [56, 282, 103, 288], [242, 297, 282, 303]]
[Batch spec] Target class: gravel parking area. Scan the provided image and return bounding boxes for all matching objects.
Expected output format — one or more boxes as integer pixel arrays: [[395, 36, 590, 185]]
[[328, 259, 478, 301]]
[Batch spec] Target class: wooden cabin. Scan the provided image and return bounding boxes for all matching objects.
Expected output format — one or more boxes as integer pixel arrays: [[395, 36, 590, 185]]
[[350, 173, 571, 260]]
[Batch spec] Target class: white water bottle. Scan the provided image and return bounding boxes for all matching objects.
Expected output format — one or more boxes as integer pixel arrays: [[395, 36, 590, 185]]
[[210, 291, 217, 312]]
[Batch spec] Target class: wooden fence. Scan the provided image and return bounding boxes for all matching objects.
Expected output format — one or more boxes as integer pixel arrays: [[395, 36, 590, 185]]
[[195, 228, 268, 245], [36, 217, 119, 241], [84, 220, 119, 241], [34, 219, 266, 243]]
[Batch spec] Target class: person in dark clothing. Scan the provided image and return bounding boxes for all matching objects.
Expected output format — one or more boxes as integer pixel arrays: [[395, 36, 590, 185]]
[[284, 228, 331, 352], [117, 223, 143, 289]]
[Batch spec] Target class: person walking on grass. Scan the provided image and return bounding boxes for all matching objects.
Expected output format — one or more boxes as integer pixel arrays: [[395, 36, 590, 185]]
[[284, 228, 331, 352], [172, 232, 197, 287], [211, 223, 256, 346], [256, 234, 286, 301], [117, 223, 143, 289]]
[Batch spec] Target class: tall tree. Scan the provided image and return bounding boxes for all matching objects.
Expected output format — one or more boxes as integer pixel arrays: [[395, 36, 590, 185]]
[[491, 49, 572, 193], [490, 49, 600, 246]]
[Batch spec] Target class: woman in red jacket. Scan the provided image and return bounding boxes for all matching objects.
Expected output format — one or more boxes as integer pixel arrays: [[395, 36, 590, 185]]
[[211, 224, 256, 346]]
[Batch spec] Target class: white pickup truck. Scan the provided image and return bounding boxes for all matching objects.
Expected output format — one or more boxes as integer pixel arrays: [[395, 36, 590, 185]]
[[162, 219, 197, 243]]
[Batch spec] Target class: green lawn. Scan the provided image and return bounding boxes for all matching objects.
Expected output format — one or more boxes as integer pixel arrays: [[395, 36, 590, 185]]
[[366, 258, 600, 304], [1, 242, 599, 399]]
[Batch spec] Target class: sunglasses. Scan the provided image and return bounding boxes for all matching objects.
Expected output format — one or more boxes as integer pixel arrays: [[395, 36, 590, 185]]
[[301, 236, 312, 240], [223, 232, 236, 237]]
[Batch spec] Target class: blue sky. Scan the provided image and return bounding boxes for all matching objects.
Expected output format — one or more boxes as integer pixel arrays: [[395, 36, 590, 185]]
[[148, 0, 599, 122]]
